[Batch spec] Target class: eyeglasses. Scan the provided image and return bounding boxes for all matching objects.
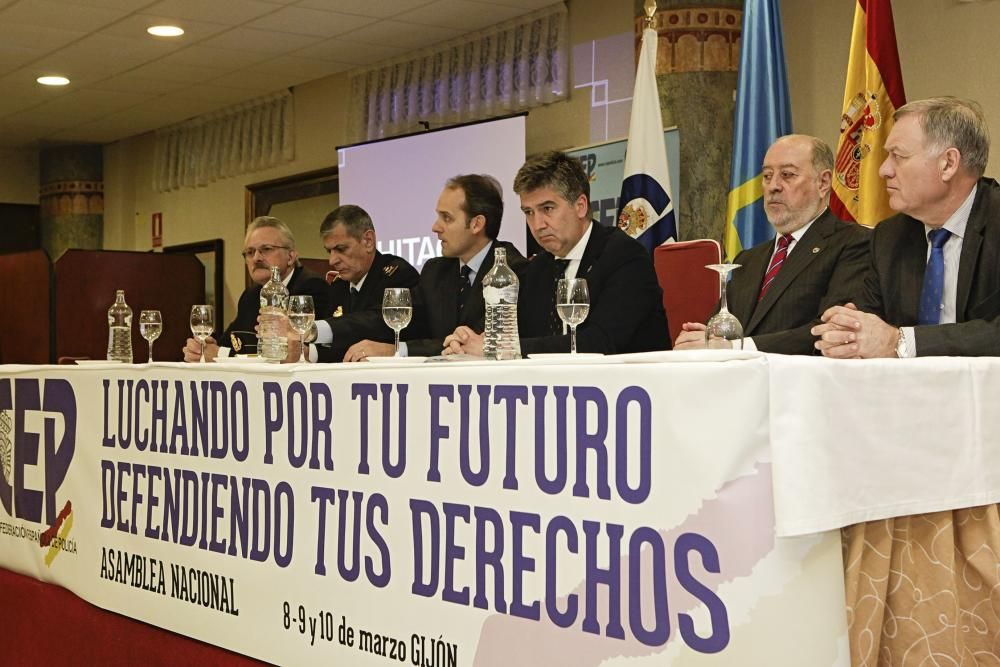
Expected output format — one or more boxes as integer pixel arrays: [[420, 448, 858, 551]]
[[241, 245, 289, 259]]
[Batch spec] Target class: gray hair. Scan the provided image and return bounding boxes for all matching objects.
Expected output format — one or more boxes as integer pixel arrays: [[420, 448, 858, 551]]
[[246, 215, 295, 249], [320, 204, 374, 239], [894, 97, 990, 177]]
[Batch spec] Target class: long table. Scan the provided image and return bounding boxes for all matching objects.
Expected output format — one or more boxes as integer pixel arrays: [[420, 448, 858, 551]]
[[1, 352, 996, 665]]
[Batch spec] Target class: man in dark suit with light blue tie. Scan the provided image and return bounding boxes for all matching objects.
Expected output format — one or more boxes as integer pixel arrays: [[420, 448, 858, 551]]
[[814, 97, 1000, 357], [674, 134, 869, 354]]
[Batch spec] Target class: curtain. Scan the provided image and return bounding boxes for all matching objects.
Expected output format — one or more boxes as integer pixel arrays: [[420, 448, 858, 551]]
[[153, 91, 294, 193], [348, 3, 567, 141]]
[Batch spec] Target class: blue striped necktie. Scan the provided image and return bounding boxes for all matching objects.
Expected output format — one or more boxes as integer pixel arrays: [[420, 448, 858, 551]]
[[918, 228, 952, 325]]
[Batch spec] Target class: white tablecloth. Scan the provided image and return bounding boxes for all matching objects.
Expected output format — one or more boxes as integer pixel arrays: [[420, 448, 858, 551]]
[[767, 355, 1000, 536]]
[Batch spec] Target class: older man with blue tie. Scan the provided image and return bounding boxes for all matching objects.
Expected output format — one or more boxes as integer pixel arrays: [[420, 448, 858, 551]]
[[813, 96, 1000, 357]]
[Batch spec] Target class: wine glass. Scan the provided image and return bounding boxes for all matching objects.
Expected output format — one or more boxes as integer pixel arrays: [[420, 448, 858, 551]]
[[139, 310, 162, 362], [287, 295, 315, 363], [382, 288, 412, 356], [556, 278, 590, 354], [189, 304, 214, 363], [705, 264, 744, 349]]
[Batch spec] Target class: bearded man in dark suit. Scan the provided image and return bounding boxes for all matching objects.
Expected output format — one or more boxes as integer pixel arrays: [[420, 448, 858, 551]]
[[343, 174, 524, 361], [814, 97, 1000, 357], [674, 134, 869, 354]]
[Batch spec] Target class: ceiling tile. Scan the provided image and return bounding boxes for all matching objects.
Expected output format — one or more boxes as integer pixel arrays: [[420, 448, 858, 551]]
[[127, 59, 233, 83], [0, 44, 43, 76], [247, 56, 352, 86], [144, 0, 279, 25], [203, 68, 296, 93], [291, 37, 406, 65], [157, 45, 272, 70], [295, 0, 436, 19], [171, 83, 264, 105], [468, 0, 560, 9], [42, 0, 160, 10], [32, 33, 184, 81], [247, 6, 376, 38], [101, 14, 234, 40], [395, 0, 525, 31], [0, 23, 87, 51], [0, 0, 126, 32], [200, 26, 323, 54], [88, 73, 189, 95], [337, 20, 463, 52]]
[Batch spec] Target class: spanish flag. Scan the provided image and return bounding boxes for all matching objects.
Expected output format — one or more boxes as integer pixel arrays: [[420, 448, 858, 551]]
[[830, 0, 905, 226]]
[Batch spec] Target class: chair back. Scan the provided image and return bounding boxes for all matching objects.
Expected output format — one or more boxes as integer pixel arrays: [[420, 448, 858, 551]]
[[653, 239, 722, 343]]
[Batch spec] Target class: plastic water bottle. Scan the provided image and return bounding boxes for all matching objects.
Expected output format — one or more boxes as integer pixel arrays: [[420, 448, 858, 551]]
[[106, 290, 133, 363], [482, 247, 521, 360], [258, 266, 289, 361]]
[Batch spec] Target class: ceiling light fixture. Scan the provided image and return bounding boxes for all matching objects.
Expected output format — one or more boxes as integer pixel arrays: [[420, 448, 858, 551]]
[[147, 25, 184, 37], [37, 76, 70, 86]]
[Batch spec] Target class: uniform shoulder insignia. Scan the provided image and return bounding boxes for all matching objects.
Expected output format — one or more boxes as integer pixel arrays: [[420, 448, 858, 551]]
[[230, 333, 242, 352], [332, 305, 344, 318], [383, 264, 398, 276]]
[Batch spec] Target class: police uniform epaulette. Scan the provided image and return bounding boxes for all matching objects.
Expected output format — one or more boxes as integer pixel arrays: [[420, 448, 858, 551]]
[[383, 263, 399, 276]]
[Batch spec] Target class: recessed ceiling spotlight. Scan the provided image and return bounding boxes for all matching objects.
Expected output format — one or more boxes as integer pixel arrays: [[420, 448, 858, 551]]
[[37, 75, 70, 86], [147, 25, 184, 37]]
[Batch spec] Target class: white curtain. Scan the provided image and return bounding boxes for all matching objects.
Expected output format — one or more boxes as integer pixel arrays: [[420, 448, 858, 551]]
[[153, 91, 294, 192], [348, 3, 567, 141]]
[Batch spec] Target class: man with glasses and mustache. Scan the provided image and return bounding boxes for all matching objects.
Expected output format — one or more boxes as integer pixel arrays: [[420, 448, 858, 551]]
[[182, 216, 332, 362]]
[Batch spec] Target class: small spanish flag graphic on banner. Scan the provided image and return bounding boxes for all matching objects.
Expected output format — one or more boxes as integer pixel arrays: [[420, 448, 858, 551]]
[[830, 0, 906, 227]]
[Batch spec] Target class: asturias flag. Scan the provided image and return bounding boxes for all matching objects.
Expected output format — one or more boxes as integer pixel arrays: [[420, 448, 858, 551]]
[[723, 0, 792, 261], [830, 0, 905, 226], [617, 25, 677, 250]]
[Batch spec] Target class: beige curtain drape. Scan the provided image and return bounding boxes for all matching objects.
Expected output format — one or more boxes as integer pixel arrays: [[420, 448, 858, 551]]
[[348, 3, 568, 142], [153, 91, 294, 193]]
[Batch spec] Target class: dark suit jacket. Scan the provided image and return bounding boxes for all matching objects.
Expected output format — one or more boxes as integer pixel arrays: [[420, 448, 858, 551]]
[[516, 223, 670, 355], [221, 265, 332, 354], [315, 251, 420, 362], [727, 209, 870, 354], [405, 240, 525, 357], [858, 177, 1000, 356]]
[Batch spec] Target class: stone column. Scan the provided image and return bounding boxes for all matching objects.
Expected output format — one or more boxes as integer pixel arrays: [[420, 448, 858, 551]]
[[636, 0, 741, 243], [39, 146, 104, 261]]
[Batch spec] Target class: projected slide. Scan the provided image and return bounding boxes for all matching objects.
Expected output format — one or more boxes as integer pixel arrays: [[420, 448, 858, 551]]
[[337, 115, 527, 270]]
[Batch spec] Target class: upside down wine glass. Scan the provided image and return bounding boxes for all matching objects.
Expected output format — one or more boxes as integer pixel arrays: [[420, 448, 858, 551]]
[[382, 288, 412, 356], [705, 263, 744, 350]]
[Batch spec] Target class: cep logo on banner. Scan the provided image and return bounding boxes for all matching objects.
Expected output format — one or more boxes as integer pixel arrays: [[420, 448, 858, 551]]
[[0, 379, 77, 528]]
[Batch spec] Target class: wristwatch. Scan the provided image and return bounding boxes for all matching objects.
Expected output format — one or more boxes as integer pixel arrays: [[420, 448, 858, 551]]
[[894, 327, 907, 358], [305, 321, 318, 344]]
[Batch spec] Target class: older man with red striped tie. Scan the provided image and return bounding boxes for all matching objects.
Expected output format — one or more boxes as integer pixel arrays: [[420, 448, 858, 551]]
[[674, 134, 870, 354]]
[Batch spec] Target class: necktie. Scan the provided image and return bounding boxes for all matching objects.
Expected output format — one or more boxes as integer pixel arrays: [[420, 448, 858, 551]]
[[457, 264, 472, 317], [550, 259, 570, 334], [758, 234, 793, 301], [349, 286, 359, 311], [918, 228, 952, 325]]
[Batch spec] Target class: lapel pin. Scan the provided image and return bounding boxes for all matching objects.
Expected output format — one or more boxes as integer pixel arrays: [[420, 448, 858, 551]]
[[812, 247, 820, 254]]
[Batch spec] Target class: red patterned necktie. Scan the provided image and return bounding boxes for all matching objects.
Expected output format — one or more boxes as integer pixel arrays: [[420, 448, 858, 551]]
[[758, 234, 792, 301]]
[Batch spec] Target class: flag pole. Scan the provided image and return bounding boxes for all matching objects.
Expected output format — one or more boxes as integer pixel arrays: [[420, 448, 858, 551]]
[[644, 0, 656, 27]]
